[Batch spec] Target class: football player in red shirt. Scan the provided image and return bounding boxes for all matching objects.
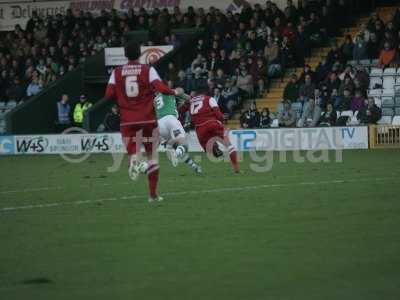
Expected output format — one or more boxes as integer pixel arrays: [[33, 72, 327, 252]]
[[179, 86, 239, 173], [105, 41, 181, 202]]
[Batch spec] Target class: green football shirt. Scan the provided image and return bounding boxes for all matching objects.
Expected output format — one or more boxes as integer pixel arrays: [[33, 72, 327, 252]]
[[154, 94, 184, 119]]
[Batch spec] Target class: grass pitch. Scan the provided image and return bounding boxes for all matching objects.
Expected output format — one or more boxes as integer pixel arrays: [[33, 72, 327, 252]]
[[0, 150, 400, 300]]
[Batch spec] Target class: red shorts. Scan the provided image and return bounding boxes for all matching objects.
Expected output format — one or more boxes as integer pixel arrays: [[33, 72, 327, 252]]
[[195, 121, 225, 152], [120, 122, 159, 155]]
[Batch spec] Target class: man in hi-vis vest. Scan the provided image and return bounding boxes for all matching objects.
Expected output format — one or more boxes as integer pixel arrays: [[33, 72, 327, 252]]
[[73, 94, 92, 127]]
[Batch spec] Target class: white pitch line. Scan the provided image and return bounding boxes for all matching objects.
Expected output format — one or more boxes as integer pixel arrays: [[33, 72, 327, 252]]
[[1, 171, 398, 196], [0, 176, 394, 213]]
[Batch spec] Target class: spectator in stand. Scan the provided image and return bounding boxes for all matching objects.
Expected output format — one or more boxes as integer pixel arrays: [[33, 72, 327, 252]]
[[212, 87, 222, 105], [294, 24, 309, 66], [56, 94, 71, 132], [175, 70, 189, 91], [315, 59, 331, 83], [341, 35, 354, 62], [264, 37, 281, 77], [298, 65, 315, 83], [240, 108, 251, 129], [73, 94, 92, 127], [351, 89, 365, 112], [379, 42, 396, 68], [339, 89, 353, 111], [214, 68, 228, 88], [247, 102, 260, 129], [367, 32, 380, 59], [326, 41, 345, 67], [283, 73, 300, 102], [236, 67, 254, 99], [259, 108, 271, 128], [221, 78, 239, 118], [299, 74, 315, 103], [339, 65, 355, 81], [331, 89, 342, 110], [191, 53, 207, 74], [6, 77, 25, 103], [26, 77, 42, 97], [353, 35, 369, 61], [357, 97, 382, 124], [278, 100, 296, 127], [102, 104, 120, 132], [319, 103, 337, 126], [165, 62, 178, 84], [187, 67, 207, 94], [339, 75, 355, 97], [251, 57, 268, 97], [298, 98, 321, 127], [313, 87, 325, 109], [325, 72, 341, 94]]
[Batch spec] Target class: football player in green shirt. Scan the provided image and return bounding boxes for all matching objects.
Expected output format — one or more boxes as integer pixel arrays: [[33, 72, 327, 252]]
[[154, 91, 201, 173]]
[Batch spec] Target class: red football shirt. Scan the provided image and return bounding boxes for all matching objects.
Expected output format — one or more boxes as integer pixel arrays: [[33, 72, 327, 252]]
[[105, 61, 175, 125], [187, 95, 224, 127]]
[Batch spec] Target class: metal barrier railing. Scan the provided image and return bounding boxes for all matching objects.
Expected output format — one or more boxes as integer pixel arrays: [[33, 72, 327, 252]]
[[369, 125, 400, 148]]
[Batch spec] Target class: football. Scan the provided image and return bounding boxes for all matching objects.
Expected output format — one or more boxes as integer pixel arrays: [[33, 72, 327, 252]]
[[137, 161, 149, 173]]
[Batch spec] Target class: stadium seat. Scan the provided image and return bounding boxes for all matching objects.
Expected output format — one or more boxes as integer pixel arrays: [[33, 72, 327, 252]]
[[383, 77, 395, 90], [377, 116, 393, 124], [368, 89, 382, 97], [0, 102, 6, 109], [276, 103, 284, 114], [382, 89, 395, 97], [392, 116, 400, 125], [395, 84, 400, 94], [371, 59, 379, 66], [6, 101, 17, 109], [340, 110, 353, 118], [395, 107, 400, 115], [383, 68, 397, 76], [347, 60, 358, 67], [360, 59, 371, 67], [382, 108, 394, 116], [395, 96, 400, 106], [369, 77, 383, 89], [270, 118, 279, 128], [374, 97, 382, 107], [381, 96, 395, 108], [370, 67, 383, 77], [292, 102, 303, 112]]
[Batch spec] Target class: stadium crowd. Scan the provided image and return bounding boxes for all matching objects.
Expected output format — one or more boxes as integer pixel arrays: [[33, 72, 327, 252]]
[[236, 7, 400, 128], [1, 0, 400, 129]]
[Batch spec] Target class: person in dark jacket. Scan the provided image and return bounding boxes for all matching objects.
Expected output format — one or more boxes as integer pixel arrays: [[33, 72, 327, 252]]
[[357, 97, 382, 124], [319, 103, 337, 126], [103, 104, 120, 132], [283, 73, 300, 102], [248, 102, 260, 128], [259, 108, 271, 128]]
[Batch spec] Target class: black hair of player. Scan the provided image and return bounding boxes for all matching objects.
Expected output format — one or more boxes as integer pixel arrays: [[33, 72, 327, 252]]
[[192, 82, 209, 95], [124, 40, 141, 61]]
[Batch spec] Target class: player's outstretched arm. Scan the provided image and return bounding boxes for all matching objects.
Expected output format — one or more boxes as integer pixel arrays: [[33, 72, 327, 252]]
[[209, 97, 224, 122], [105, 70, 116, 100], [149, 66, 178, 96]]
